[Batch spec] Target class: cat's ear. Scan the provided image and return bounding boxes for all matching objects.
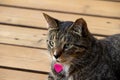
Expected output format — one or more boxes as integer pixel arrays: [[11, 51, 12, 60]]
[[70, 18, 90, 37], [43, 13, 59, 29]]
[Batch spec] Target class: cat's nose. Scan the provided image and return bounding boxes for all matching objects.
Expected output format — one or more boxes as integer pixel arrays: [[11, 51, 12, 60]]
[[54, 54, 59, 59], [53, 50, 62, 59]]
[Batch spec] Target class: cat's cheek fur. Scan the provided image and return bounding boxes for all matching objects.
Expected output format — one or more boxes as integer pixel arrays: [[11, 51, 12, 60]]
[[52, 56, 56, 62]]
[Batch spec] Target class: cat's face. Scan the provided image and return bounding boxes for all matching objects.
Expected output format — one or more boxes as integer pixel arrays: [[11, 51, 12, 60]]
[[43, 13, 92, 65]]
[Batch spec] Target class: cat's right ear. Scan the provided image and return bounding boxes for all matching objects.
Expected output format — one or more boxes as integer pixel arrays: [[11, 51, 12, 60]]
[[70, 18, 90, 37], [43, 13, 58, 29]]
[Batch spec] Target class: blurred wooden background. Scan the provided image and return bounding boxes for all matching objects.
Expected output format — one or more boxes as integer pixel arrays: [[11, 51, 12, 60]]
[[0, 0, 120, 80]]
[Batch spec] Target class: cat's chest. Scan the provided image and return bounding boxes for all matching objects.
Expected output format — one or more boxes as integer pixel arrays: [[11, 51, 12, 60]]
[[64, 64, 70, 76], [62, 65, 74, 80], [68, 76, 73, 80]]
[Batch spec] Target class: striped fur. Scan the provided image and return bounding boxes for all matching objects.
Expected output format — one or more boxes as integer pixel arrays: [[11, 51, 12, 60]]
[[43, 13, 120, 80]]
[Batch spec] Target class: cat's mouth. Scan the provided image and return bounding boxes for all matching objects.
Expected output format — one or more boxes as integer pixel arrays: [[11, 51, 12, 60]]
[[52, 57, 73, 65], [54, 58, 67, 63]]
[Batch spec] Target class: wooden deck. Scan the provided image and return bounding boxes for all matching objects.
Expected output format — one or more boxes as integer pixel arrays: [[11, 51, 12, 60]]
[[0, 0, 120, 80]]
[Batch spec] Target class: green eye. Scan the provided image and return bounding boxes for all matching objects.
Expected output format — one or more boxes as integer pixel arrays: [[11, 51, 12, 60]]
[[49, 41, 54, 48], [64, 43, 72, 50]]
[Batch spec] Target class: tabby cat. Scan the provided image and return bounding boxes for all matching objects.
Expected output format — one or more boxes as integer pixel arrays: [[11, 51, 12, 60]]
[[43, 13, 120, 80]]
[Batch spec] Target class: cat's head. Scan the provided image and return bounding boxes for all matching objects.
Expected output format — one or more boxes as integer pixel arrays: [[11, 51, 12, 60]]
[[43, 13, 94, 65]]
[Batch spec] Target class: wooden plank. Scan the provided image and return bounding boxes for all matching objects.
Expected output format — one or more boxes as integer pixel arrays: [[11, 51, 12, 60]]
[[0, 68, 48, 80], [0, 44, 50, 72], [0, 6, 120, 36], [0, 25, 47, 48], [0, 0, 120, 18], [0, 25, 119, 49]]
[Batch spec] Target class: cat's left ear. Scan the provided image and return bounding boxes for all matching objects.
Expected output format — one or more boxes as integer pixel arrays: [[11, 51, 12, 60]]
[[70, 18, 90, 37], [43, 13, 59, 29]]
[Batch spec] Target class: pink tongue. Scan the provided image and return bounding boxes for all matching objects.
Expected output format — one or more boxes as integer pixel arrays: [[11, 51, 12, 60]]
[[54, 63, 63, 73]]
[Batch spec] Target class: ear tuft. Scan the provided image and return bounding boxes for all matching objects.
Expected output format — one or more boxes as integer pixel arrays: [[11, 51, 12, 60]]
[[43, 13, 58, 29]]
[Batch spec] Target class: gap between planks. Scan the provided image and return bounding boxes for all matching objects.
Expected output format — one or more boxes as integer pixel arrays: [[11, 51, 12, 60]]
[[0, 68, 48, 80], [0, 65, 49, 74], [103, 0, 120, 2]]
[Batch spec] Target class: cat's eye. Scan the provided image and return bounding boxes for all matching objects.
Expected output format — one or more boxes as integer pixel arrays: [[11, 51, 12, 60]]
[[48, 41, 54, 48], [63, 43, 72, 50]]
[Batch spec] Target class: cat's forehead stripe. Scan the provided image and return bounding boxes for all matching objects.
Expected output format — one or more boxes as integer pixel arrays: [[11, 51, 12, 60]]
[[59, 21, 73, 32]]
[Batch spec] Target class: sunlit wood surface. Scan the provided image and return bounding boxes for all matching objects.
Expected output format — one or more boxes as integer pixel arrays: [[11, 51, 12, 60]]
[[0, 0, 120, 80]]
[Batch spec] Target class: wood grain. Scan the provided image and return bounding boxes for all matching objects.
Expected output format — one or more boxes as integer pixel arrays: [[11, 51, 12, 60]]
[[0, 24, 47, 48], [0, 6, 120, 36], [0, 0, 120, 18], [0, 68, 48, 80], [0, 44, 50, 72]]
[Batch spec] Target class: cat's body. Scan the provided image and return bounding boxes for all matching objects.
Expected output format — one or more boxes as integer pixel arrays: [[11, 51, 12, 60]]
[[43, 13, 120, 80]]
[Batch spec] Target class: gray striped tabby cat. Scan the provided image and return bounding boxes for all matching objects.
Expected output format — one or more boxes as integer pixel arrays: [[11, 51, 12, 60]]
[[43, 13, 120, 80]]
